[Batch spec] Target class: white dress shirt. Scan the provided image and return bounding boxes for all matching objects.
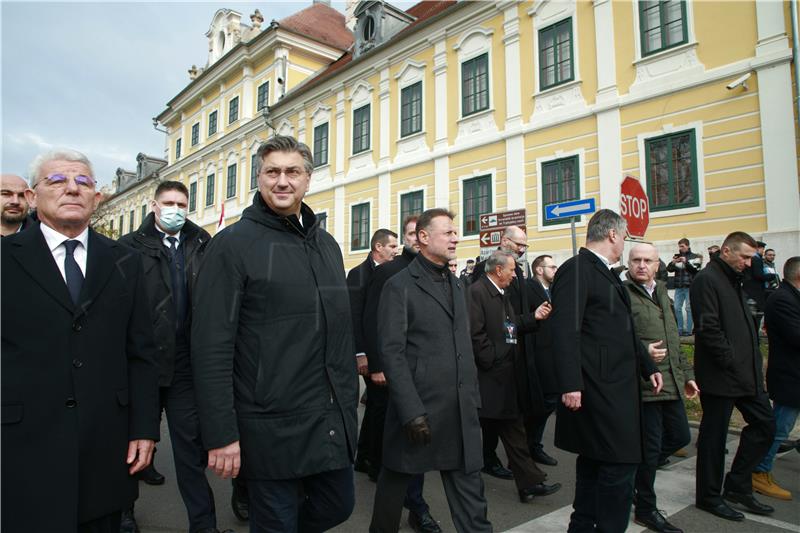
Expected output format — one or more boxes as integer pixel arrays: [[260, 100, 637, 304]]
[[160, 230, 181, 248], [40, 223, 89, 282], [588, 248, 613, 269], [487, 276, 505, 295]]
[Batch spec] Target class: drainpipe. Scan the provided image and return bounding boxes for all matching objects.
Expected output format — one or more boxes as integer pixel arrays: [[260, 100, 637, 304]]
[[792, 0, 800, 123]]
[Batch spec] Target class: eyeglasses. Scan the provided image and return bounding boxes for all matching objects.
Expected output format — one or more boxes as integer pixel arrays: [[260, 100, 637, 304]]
[[543, 265, 558, 270], [509, 239, 528, 250], [261, 166, 306, 179], [36, 173, 96, 189]]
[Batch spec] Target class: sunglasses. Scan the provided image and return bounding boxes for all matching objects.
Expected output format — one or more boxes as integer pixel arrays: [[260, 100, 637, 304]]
[[36, 173, 96, 189]]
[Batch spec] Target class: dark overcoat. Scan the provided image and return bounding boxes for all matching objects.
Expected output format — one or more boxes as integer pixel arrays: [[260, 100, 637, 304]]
[[468, 275, 519, 419], [1, 224, 160, 532], [549, 248, 657, 463], [346, 254, 376, 356], [528, 278, 558, 394], [764, 282, 800, 408], [362, 246, 415, 372], [378, 257, 483, 474], [690, 255, 762, 397], [119, 213, 210, 386], [191, 195, 358, 480]]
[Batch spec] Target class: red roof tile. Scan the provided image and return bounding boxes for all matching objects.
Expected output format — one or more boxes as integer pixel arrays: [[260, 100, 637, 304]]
[[279, 3, 354, 50]]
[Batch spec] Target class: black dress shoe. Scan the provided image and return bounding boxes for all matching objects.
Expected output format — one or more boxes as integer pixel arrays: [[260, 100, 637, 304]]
[[530, 448, 558, 466], [482, 463, 514, 480], [137, 463, 165, 485], [634, 509, 684, 533], [119, 509, 140, 533], [695, 501, 744, 521], [408, 510, 442, 533], [231, 486, 249, 521], [519, 482, 562, 502], [723, 490, 775, 515]]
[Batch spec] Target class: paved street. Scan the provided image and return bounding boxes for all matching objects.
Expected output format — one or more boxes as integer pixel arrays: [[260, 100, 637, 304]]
[[134, 409, 800, 533]]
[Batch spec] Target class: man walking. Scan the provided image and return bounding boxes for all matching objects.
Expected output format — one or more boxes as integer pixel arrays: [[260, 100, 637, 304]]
[[625, 243, 698, 533], [550, 209, 663, 533], [119, 182, 230, 533], [348, 228, 398, 474], [751, 256, 800, 501], [369, 208, 491, 533], [192, 136, 357, 531], [692, 231, 776, 521], [468, 250, 561, 503], [2, 149, 159, 532], [667, 238, 702, 336]]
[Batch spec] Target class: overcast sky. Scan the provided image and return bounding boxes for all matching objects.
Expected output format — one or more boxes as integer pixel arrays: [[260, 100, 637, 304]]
[[1, 1, 358, 187]]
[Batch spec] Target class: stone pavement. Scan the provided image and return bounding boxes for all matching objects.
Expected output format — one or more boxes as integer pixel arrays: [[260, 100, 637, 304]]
[[135, 414, 800, 533]]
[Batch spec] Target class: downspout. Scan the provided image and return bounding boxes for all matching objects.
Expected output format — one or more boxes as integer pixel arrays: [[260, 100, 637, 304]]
[[792, 0, 800, 123]]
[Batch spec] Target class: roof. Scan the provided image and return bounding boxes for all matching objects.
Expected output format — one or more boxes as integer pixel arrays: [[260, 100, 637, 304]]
[[278, 2, 354, 50]]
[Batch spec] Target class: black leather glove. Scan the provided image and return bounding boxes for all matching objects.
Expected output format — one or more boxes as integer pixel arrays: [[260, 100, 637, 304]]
[[404, 415, 431, 446]]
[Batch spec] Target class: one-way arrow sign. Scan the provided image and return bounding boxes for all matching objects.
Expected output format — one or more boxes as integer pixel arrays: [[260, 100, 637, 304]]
[[544, 198, 596, 221]]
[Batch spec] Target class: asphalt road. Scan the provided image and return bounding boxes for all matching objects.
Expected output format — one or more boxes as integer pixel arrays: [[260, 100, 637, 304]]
[[134, 406, 800, 533]]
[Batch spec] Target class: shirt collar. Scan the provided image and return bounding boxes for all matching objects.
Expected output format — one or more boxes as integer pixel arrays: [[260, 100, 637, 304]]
[[487, 275, 505, 295], [40, 222, 89, 253], [588, 248, 612, 269]]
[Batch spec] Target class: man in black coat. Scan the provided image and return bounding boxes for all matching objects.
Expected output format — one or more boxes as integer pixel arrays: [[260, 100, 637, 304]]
[[361, 215, 441, 533], [2, 150, 160, 533], [1, 173, 33, 236], [348, 228, 398, 474], [118, 181, 228, 533], [191, 136, 357, 531], [691, 231, 776, 521], [549, 209, 662, 533], [369, 209, 491, 533], [468, 250, 561, 503], [471, 226, 551, 478], [752, 256, 800, 500], [743, 241, 779, 327]]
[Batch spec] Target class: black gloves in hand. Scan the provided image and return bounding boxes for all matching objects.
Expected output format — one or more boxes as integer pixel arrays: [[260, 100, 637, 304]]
[[404, 415, 431, 445]]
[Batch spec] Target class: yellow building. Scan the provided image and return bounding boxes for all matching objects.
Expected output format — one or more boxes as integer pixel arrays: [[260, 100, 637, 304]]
[[148, 0, 800, 270]]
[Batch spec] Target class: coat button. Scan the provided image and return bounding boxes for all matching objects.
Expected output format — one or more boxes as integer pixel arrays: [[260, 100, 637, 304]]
[[65, 398, 77, 408], [329, 429, 335, 437], [458, 382, 463, 388], [72, 359, 83, 368], [72, 322, 82, 331], [457, 353, 462, 359]]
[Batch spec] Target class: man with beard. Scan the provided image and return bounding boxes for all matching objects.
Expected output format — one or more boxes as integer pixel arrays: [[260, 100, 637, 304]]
[[361, 215, 441, 533], [369, 208, 491, 533], [1, 174, 33, 236]]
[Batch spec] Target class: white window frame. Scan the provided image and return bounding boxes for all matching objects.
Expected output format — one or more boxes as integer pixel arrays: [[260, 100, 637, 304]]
[[348, 199, 373, 254], [454, 27, 494, 121], [457, 168, 497, 242], [535, 148, 587, 232]]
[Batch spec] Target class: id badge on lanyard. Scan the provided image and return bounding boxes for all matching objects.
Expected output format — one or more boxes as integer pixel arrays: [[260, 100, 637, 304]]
[[504, 317, 517, 345]]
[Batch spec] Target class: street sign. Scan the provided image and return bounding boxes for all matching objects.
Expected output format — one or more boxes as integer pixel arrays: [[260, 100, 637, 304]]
[[479, 209, 526, 231], [543, 198, 596, 221], [619, 176, 650, 239], [477, 209, 527, 260]]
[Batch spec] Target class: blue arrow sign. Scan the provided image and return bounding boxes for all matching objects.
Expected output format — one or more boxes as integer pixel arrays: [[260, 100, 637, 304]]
[[544, 198, 596, 221]]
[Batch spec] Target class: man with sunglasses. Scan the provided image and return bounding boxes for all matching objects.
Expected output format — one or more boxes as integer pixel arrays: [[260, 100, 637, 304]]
[[2, 150, 160, 532]]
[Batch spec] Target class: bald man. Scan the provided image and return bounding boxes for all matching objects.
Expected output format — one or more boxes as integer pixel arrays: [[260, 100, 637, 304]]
[[1, 174, 32, 236], [624, 243, 698, 533]]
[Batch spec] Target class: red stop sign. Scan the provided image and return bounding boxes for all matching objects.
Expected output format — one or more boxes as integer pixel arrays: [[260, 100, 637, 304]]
[[620, 176, 649, 239]]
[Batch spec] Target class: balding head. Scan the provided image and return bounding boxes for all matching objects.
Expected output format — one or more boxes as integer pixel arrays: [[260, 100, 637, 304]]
[[500, 225, 528, 258], [628, 242, 659, 284], [1, 174, 31, 235]]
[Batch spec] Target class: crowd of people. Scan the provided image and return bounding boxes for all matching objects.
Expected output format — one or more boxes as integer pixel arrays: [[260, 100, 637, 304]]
[[1, 135, 798, 533]]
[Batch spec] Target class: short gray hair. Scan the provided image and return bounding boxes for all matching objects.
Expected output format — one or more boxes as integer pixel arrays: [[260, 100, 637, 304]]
[[28, 149, 94, 187], [256, 135, 314, 175], [784, 256, 800, 282], [586, 209, 627, 243], [486, 250, 516, 273]]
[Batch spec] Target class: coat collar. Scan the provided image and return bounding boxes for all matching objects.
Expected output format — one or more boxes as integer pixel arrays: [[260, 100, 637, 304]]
[[408, 257, 454, 318], [580, 247, 630, 308], [780, 281, 800, 306], [478, 273, 504, 298]]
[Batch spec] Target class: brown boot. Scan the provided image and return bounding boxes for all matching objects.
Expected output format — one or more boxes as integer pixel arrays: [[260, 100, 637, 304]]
[[673, 447, 689, 457], [752, 471, 792, 501]]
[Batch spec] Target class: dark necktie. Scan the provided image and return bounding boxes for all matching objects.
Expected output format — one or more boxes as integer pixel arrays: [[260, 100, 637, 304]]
[[166, 236, 178, 257], [166, 236, 187, 330], [545, 287, 551, 301], [63, 240, 84, 305]]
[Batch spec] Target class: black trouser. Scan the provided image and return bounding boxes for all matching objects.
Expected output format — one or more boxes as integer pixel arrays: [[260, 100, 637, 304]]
[[365, 379, 389, 472], [247, 466, 354, 533], [480, 417, 546, 491], [523, 393, 559, 453], [78, 511, 121, 533], [356, 375, 372, 463], [161, 350, 216, 532], [635, 400, 691, 513], [696, 392, 775, 505], [370, 468, 491, 533], [568, 456, 637, 533]]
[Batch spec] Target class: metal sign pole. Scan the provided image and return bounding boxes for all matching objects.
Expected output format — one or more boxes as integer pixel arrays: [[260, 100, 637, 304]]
[[570, 218, 577, 256]]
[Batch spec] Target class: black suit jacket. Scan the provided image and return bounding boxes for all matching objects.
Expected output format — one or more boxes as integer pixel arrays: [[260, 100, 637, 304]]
[[765, 282, 800, 408], [468, 275, 519, 419], [1, 223, 160, 531], [378, 257, 482, 474], [346, 254, 377, 355], [362, 247, 416, 372], [528, 278, 558, 394], [549, 248, 657, 463]]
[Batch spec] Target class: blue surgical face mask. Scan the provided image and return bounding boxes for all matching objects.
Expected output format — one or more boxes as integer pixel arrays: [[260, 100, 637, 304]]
[[158, 205, 186, 233]]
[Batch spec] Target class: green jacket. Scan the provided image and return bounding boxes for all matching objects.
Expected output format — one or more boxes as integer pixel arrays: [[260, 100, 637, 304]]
[[625, 277, 694, 402]]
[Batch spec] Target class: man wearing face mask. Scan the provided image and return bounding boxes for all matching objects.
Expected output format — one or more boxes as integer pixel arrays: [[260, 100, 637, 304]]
[[118, 182, 223, 533]]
